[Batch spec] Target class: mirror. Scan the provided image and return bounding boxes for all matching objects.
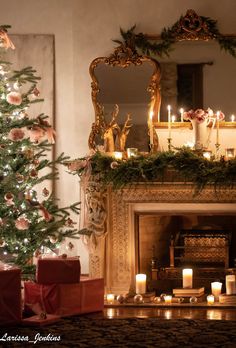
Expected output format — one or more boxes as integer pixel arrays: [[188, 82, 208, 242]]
[[158, 40, 236, 122], [89, 45, 161, 152]]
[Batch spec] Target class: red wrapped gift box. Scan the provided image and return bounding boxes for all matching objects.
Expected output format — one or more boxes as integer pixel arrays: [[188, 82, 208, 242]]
[[0, 263, 21, 326], [24, 277, 104, 317], [36, 256, 81, 284]]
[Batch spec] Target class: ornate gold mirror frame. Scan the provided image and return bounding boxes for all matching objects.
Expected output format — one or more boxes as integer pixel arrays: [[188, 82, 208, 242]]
[[88, 44, 161, 151]]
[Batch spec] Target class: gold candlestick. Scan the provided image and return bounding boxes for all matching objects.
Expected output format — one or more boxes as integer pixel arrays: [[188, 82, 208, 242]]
[[167, 137, 172, 151], [167, 105, 171, 138], [215, 111, 220, 159], [167, 105, 172, 150]]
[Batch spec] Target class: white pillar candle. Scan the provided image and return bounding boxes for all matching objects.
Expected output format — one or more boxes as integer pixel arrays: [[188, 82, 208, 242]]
[[135, 274, 146, 294], [231, 114, 235, 122], [216, 111, 220, 144], [106, 294, 115, 304], [225, 148, 235, 159], [207, 294, 215, 305], [182, 268, 193, 289], [211, 282, 222, 300], [226, 275, 236, 295], [180, 108, 184, 122], [164, 295, 172, 304]]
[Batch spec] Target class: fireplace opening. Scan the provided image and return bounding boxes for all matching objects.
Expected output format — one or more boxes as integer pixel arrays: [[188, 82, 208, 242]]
[[136, 214, 236, 293]]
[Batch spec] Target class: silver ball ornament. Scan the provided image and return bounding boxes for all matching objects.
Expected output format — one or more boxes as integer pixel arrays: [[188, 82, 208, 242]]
[[153, 296, 161, 304], [116, 294, 125, 304], [134, 294, 144, 304], [189, 296, 198, 304]]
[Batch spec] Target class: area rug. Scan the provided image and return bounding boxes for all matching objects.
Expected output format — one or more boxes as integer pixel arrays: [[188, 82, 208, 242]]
[[1, 317, 236, 347]]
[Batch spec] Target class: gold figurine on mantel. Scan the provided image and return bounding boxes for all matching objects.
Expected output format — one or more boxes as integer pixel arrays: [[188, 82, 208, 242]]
[[103, 104, 132, 153]]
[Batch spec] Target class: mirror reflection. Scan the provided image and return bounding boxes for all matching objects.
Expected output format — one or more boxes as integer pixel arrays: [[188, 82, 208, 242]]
[[159, 40, 236, 121], [95, 63, 154, 151]]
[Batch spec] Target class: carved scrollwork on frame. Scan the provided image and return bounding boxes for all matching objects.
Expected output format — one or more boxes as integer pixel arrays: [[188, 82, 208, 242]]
[[174, 9, 216, 41], [88, 43, 161, 151], [82, 180, 107, 278]]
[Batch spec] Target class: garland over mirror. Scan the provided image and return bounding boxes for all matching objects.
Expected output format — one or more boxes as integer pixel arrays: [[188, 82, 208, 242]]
[[118, 9, 236, 58], [117, 9, 236, 125]]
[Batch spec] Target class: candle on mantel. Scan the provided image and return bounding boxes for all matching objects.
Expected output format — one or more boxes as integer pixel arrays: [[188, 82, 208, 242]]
[[203, 151, 212, 160], [135, 274, 146, 294], [226, 275, 236, 295], [182, 268, 193, 289], [171, 115, 176, 123], [180, 108, 184, 122], [149, 110, 154, 145], [114, 152, 122, 160], [211, 282, 222, 301], [231, 114, 235, 122], [207, 294, 215, 305], [167, 105, 171, 138], [164, 295, 172, 304], [106, 294, 115, 304], [216, 111, 220, 144], [225, 148, 235, 160]]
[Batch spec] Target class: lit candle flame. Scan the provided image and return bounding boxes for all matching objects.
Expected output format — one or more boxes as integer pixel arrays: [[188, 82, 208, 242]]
[[231, 114, 235, 122]]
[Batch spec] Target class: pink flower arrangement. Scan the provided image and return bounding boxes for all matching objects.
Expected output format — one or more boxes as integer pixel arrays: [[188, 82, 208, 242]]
[[15, 216, 30, 230], [183, 108, 225, 123], [183, 109, 209, 123], [8, 128, 25, 141], [6, 91, 22, 105]]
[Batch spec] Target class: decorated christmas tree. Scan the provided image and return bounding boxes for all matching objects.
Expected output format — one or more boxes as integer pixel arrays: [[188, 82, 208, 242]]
[[0, 25, 82, 274]]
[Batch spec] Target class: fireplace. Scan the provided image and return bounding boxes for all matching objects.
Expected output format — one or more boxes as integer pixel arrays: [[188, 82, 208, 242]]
[[85, 181, 236, 294], [137, 213, 235, 293]]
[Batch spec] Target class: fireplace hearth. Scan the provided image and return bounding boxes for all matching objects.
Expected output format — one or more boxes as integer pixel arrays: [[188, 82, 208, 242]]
[[83, 180, 236, 294]]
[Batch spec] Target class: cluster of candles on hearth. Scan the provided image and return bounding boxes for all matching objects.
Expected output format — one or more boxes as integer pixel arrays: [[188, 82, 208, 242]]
[[106, 270, 236, 305]]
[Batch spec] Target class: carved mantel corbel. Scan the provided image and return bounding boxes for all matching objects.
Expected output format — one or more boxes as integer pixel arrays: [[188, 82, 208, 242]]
[[81, 177, 108, 278]]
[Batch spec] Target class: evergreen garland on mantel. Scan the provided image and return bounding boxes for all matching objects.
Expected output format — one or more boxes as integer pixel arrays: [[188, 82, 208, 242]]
[[72, 148, 236, 194], [115, 12, 236, 58]]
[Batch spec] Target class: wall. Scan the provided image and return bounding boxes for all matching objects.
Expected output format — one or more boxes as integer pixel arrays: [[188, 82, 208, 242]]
[[1, 0, 236, 273]]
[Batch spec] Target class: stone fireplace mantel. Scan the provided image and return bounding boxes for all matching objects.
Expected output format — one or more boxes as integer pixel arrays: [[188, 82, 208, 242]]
[[84, 181, 236, 294]]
